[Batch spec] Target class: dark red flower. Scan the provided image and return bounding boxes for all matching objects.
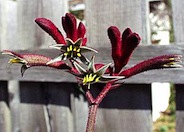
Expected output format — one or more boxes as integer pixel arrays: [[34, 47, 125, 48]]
[[119, 54, 182, 78], [2, 50, 71, 76], [35, 13, 87, 46], [108, 27, 141, 74]]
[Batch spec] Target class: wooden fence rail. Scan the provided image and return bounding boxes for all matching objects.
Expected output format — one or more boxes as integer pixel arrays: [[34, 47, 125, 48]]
[[0, 45, 183, 132], [0, 0, 184, 132]]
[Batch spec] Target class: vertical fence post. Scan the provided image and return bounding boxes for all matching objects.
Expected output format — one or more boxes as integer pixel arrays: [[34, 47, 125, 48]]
[[172, 0, 184, 44], [0, 81, 11, 132], [85, 0, 150, 47], [175, 85, 184, 132], [17, 0, 68, 49], [172, 0, 184, 131], [0, 0, 18, 50]]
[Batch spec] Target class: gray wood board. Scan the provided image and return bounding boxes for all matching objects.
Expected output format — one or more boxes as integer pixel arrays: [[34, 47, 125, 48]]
[[0, 44, 183, 83]]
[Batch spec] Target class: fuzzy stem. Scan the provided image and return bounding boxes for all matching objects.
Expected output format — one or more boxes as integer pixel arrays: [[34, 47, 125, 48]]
[[95, 82, 112, 104], [86, 90, 95, 104], [86, 104, 98, 132], [85, 82, 112, 132]]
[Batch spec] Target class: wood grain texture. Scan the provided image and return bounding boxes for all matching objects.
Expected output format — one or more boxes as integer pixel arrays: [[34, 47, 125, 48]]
[[0, 0, 18, 50], [0, 44, 183, 83], [175, 84, 184, 132], [45, 83, 74, 132], [95, 84, 152, 132], [85, 0, 149, 47], [96, 110, 152, 132], [9, 81, 48, 132], [176, 111, 184, 132], [71, 91, 88, 132], [0, 81, 11, 132], [17, 0, 68, 49], [172, 0, 184, 44]]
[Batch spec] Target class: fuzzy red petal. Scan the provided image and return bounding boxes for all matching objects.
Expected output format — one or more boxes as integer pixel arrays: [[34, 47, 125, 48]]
[[62, 13, 78, 41], [21, 54, 70, 70], [108, 26, 122, 73], [119, 55, 182, 78], [121, 32, 141, 68], [78, 22, 86, 38], [35, 18, 66, 44]]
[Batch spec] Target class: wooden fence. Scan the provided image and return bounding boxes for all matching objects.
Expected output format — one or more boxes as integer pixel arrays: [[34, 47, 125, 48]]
[[0, 0, 184, 132]]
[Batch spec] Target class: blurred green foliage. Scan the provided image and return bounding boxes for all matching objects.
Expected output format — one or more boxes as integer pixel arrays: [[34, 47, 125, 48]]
[[153, 84, 176, 132]]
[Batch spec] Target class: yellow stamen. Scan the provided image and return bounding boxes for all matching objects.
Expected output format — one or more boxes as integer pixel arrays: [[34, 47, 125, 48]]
[[77, 48, 80, 52], [95, 77, 100, 82], [64, 52, 68, 56], [9, 58, 21, 63], [73, 47, 77, 51], [77, 53, 81, 57], [69, 45, 73, 51], [169, 58, 175, 61], [83, 76, 87, 84], [91, 74, 97, 80], [67, 47, 70, 52], [88, 74, 93, 82]]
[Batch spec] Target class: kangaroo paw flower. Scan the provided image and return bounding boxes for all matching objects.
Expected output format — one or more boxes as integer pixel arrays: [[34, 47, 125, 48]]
[[108, 27, 141, 74], [48, 38, 97, 64], [2, 50, 70, 76], [70, 56, 124, 89], [119, 54, 182, 78]]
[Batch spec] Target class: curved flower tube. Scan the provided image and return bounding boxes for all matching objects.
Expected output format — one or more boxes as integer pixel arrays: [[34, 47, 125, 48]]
[[2, 50, 71, 76], [108, 27, 141, 73], [119, 54, 182, 78], [35, 13, 96, 64]]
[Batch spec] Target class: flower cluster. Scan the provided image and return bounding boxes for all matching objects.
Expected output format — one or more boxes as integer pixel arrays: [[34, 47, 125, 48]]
[[2, 13, 182, 90]]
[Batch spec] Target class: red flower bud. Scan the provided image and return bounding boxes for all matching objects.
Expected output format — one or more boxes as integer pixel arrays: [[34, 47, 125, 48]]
[[62, 13, 78, 42], [35, 18, 65, 44]]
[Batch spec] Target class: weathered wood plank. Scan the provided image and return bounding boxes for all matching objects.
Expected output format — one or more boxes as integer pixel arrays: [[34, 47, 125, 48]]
[[175, 84, 184, 132], [0, 0, 18, 50], [93, 84, 152, 132], [0, 44, 183, 83], [9, 81, 48, 132], [17, 0, 68, 49], [0, 81, 11, 132], [172, 0, 184, 44], [45, 82, 74, 132], [85, 0, 150, 47], [70, 87, 88, 132]]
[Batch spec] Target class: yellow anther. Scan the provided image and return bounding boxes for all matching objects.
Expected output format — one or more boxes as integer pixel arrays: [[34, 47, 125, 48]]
[[83, 74, 100, 85], [77, 53, 81, 57], [83, 76, 87, 84], [169, 58, 175, 61], [73, 47, 77, 51], [88, 74, 93, 82], [69, 45, 73, 51], [64, 52, 68, 56], [91, 74, 97, 81], [77, 48, 80, 52], [9, 58, 21, 63], [95, 77, 100, 82], [67, 47, 70, 52]]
